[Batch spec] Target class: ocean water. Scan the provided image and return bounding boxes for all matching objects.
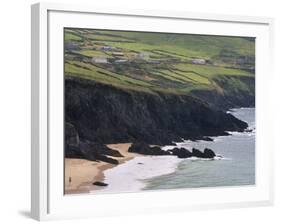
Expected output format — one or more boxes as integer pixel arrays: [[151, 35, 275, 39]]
[[95, 108, 255, 194], [143, 107, 255, 190]]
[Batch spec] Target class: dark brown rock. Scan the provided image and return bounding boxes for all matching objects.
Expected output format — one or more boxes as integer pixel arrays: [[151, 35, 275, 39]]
[[128, 142, 170, 155], [93, 181, 108, 186], [203, 148, 216, 158], [168, 147, 192, 158], [192, 148, 205, 158]]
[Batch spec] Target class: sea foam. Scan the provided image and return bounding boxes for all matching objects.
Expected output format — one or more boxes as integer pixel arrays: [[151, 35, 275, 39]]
[[93, 156, 181, 194]]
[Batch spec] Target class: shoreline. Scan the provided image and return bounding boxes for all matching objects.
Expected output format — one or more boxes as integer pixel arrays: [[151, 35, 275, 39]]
[[64, 143, 139, 194], [92, 108, 255, 193], [64, 108, 255, 195]]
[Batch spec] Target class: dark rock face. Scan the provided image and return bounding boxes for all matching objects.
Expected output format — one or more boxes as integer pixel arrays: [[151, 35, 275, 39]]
[[65, 77, 248, 145], [79, 142, 119, 164], [65, 122, 84, 159], [64, 134, 120, 164], [203, 148, 216, 158], [201, 136, 213, 141], [80, 142, 123, 158], [192, 148, 216, 158], [65, 145, 84, 159], [128, 142, 170, 155], [168, 147, 192, 158], [93, 181, 108, 186], [65, 122, 80, 146], [149, 146, 171, 155], [192, 148, 205, 158], [191, 76, 255, 111], [168, 147, 217, 159]]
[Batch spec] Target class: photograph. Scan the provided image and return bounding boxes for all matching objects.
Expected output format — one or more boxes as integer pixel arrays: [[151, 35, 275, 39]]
[[64, 28, 255, 195]]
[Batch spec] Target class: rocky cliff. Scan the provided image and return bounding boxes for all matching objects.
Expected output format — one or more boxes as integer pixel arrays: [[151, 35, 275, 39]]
[[191, 75, 255, 111], [65, 76, 248, 146]]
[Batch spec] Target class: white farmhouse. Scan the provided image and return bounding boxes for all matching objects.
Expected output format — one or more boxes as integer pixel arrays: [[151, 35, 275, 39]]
[[101, 46, 115, 51], [112, 52, 124, 57], [115, 59, 127, 63], [138, 52, 149, 60], [191, 58, 206, 65], [91, 56, 108, 64]]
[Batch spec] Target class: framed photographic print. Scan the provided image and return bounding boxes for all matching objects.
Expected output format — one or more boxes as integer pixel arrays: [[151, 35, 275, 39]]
[[31, 2, 274, 221]]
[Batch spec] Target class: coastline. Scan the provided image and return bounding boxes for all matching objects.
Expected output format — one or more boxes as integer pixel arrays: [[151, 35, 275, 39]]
[[142, 107, 255, 191], [64, 108, 255, 194], [64, 143, 138, 194], [95, 107, 255, 193]]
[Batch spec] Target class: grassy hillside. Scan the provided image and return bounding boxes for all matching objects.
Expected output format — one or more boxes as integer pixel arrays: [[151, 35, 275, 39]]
[[64, 28, 255, 95]]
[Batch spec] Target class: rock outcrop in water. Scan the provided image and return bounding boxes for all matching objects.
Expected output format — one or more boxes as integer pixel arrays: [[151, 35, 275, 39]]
[[65, 77, 248, 147], [168, 147, 193, 158], [128, 142, 170, 155], [169, 147, 217, 159], [203, 148, 216, 158], [192, 148, 205, 158]]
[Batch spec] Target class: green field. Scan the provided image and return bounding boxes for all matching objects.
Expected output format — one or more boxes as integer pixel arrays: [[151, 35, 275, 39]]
[[64, 28, 255, 94]]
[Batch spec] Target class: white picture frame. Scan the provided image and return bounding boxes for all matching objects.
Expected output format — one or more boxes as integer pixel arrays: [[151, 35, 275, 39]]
[[31, 2, 274, 221]]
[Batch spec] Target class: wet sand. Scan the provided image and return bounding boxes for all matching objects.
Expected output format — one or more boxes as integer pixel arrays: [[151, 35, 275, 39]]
[[64, 143, 138, 194]]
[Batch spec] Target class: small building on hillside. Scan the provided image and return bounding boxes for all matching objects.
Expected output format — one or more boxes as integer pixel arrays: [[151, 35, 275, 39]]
[[91, 56, 108, 63], [101, 46, 115, 51], [236, 56, 255, 65], [114, 59, 128, 63], [191, 58, 206, 65], [138, 52, 149, 60], [112, 52, 124, 57]]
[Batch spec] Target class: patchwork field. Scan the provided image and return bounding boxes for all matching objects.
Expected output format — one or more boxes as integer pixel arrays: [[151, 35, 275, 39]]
[[64, 28, 256, 195], [64, 28, 255, 95]]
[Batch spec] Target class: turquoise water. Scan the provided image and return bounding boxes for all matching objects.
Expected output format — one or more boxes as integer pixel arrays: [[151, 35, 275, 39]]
[[143, 108, 255, 190]]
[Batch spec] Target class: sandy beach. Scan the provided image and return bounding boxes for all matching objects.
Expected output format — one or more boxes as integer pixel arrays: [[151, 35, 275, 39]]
[[64, 143, 138, 194]]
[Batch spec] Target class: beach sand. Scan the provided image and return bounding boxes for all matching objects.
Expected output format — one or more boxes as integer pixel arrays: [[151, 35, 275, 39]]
[[64, 143, 138, 194]]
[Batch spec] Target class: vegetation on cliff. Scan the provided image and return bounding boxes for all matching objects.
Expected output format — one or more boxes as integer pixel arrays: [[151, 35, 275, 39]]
[[64, 28, 255, 103], [64, 28, 255, 154]]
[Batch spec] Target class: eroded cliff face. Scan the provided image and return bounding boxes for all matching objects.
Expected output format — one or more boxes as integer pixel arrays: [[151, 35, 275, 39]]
[[191, 75, 255, 111], [65, 77, 248, 146]]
